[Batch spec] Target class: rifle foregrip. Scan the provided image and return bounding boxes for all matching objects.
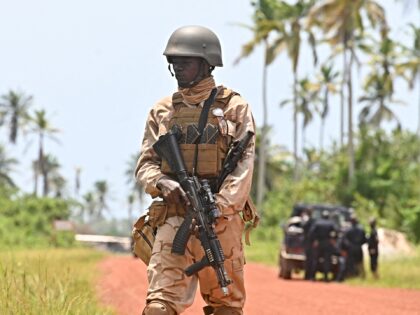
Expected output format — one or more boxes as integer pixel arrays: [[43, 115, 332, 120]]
[[185, 256, 209, 276], [171, 216, 192, 255]]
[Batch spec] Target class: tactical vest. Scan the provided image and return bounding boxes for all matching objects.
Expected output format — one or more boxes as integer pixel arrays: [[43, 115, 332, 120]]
[[160, 88, 238, 181]]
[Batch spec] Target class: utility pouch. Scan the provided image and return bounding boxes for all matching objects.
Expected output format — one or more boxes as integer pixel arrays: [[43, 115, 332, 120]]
[[147, 200, 168, 228], [132, 200, 168, 266], [132, 214, 156, 266], [242, 196, 260, 246]]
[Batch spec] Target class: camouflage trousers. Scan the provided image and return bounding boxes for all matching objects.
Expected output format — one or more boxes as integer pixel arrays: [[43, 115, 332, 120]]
[[146, 214, 245, 314]]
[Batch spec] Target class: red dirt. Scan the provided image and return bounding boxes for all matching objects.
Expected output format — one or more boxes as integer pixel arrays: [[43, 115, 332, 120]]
[[97, 255, 420, 315]]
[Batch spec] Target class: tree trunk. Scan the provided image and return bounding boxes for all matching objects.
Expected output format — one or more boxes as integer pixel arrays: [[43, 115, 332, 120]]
[[256, 45, 268, 213], [320, 89, 328, 151], [38, 132, 48, 197], [33, 165, 38, 196], [301, 124, 305, 159], [293, 73, 299, 181], [10, 114, 18, 144], [340, 51, 347, 147], [347, 51, 355, 181], [417, 75, 420, 136]]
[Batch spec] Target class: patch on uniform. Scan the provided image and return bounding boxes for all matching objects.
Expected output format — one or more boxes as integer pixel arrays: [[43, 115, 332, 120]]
[[212, 108, 224, 117]]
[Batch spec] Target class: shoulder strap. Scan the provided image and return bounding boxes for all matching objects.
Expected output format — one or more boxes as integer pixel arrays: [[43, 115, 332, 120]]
[[197, 88, 218, 143], [192, 88, 218, 175]]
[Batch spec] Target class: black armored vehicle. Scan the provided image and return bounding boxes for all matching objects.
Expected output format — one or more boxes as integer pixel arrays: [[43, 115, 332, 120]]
[[278, 204, 352, 279]]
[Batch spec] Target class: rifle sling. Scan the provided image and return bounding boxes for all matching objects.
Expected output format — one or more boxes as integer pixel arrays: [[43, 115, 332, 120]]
[[192, 87, 218, 175]]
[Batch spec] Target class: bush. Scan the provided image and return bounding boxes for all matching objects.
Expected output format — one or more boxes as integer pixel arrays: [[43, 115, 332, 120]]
[[0, 196, 73, 248]]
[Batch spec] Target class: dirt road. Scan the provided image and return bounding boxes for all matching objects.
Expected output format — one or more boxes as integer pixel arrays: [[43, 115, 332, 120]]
[[97, 256, 420, 315]]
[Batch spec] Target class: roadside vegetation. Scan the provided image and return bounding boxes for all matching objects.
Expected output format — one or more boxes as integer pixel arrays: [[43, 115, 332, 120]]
[[0, 0, 419, 308], [0, 248, 115, 314], [347, 247, 420, 290]]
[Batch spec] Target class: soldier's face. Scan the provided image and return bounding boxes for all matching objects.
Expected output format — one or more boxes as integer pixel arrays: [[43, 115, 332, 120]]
[[170, 57, 201, 87]]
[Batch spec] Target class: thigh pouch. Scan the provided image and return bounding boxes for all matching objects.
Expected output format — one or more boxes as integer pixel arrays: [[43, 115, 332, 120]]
[[132, 200, 186, 265]]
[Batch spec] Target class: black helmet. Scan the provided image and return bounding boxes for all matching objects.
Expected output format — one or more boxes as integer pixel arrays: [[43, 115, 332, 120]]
[[163, 25, 223, 67]]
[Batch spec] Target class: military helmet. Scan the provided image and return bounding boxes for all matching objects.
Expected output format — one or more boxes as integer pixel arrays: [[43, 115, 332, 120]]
[[163, 25, 223, 67]]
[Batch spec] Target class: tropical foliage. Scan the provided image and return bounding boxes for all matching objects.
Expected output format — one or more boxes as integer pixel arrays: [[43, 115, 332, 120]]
[[0, 0, 419, 250]]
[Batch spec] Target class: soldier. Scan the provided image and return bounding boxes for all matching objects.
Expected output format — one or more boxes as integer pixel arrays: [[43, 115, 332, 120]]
[[343, 214, 367, 278], [301, 207, 315, 280], [308, 210, 338, 282], [135, 25, 256, 315], [368, 217, 379, 279]]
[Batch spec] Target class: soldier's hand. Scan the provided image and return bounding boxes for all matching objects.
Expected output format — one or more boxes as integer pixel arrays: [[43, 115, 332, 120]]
[[190, 218, 200, 238], [157, 176, 190, 205]]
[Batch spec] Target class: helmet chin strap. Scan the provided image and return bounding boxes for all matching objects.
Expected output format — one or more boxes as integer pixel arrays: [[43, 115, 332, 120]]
[[167, 64, 175, 77]]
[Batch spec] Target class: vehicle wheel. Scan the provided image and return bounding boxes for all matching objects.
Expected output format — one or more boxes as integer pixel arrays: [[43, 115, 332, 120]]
[[279, 256, 285, 278], [282, 259, 292, 280]]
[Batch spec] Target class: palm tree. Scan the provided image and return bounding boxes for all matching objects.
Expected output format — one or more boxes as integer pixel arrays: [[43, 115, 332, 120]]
[[313, 64, 339, 150], [127, 193, 135, 228], [358, 73, 401, 129], [42, 154, 63, 197], [125, 153, 145, 211], [358, 30, 403, 129], [32, 159, 40, 196], [94, 180, 110, 218], [29, 109, 59, 196], [0, 145, 18, 187], [281, 77, 319, 155], [308, 0, 387, 181], [50, 173, 66, 198], [0, 90, 32, 144], [398, 24, 420, 135], [75, 166, 82, 196], [82, 191, 98, 222], [251, 127, 291, 199], [235, 0, 284, 211], [270, 0, 318, 180]]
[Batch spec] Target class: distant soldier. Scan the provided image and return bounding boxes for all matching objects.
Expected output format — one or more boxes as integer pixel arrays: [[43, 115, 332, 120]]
[[344, 214, 367, 278], [368, 217, 379, 279], [301, 207, 315, 280], [308, 210, 338, 282], [331, 235, 347, 282]]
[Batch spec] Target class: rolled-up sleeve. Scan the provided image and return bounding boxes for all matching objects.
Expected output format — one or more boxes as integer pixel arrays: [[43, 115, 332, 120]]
[[214, 95, 256, 215], [135, 98, 171, 197]]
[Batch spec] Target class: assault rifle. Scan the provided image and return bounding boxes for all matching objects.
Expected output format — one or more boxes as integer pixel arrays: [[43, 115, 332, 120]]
[[153, 126, 232, 295]]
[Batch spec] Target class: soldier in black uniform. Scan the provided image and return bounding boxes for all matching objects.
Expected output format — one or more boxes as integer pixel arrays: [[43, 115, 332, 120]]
[[343, 215, 367, 277], [331, 234, 347, 282], [368, 217, 379, 279], [308, 210, 338, 282], [301, 207, 315, 280]]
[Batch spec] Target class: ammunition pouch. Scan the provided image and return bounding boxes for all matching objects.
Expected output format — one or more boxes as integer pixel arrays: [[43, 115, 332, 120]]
[[162, 143, 224, 177], [132, 200, 187, 265]]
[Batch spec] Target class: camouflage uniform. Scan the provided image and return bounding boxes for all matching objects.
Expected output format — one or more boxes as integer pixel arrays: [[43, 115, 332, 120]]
[[136, 85, 255, 314]]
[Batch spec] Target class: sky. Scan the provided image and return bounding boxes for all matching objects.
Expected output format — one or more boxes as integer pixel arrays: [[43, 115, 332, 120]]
[[0, 0, 419, 219]]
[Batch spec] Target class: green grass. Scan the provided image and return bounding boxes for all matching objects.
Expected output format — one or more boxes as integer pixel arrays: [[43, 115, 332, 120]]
[[244, 226, 281, 267], [0, 248, 116, 315], [347, 247, 420, 290]]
